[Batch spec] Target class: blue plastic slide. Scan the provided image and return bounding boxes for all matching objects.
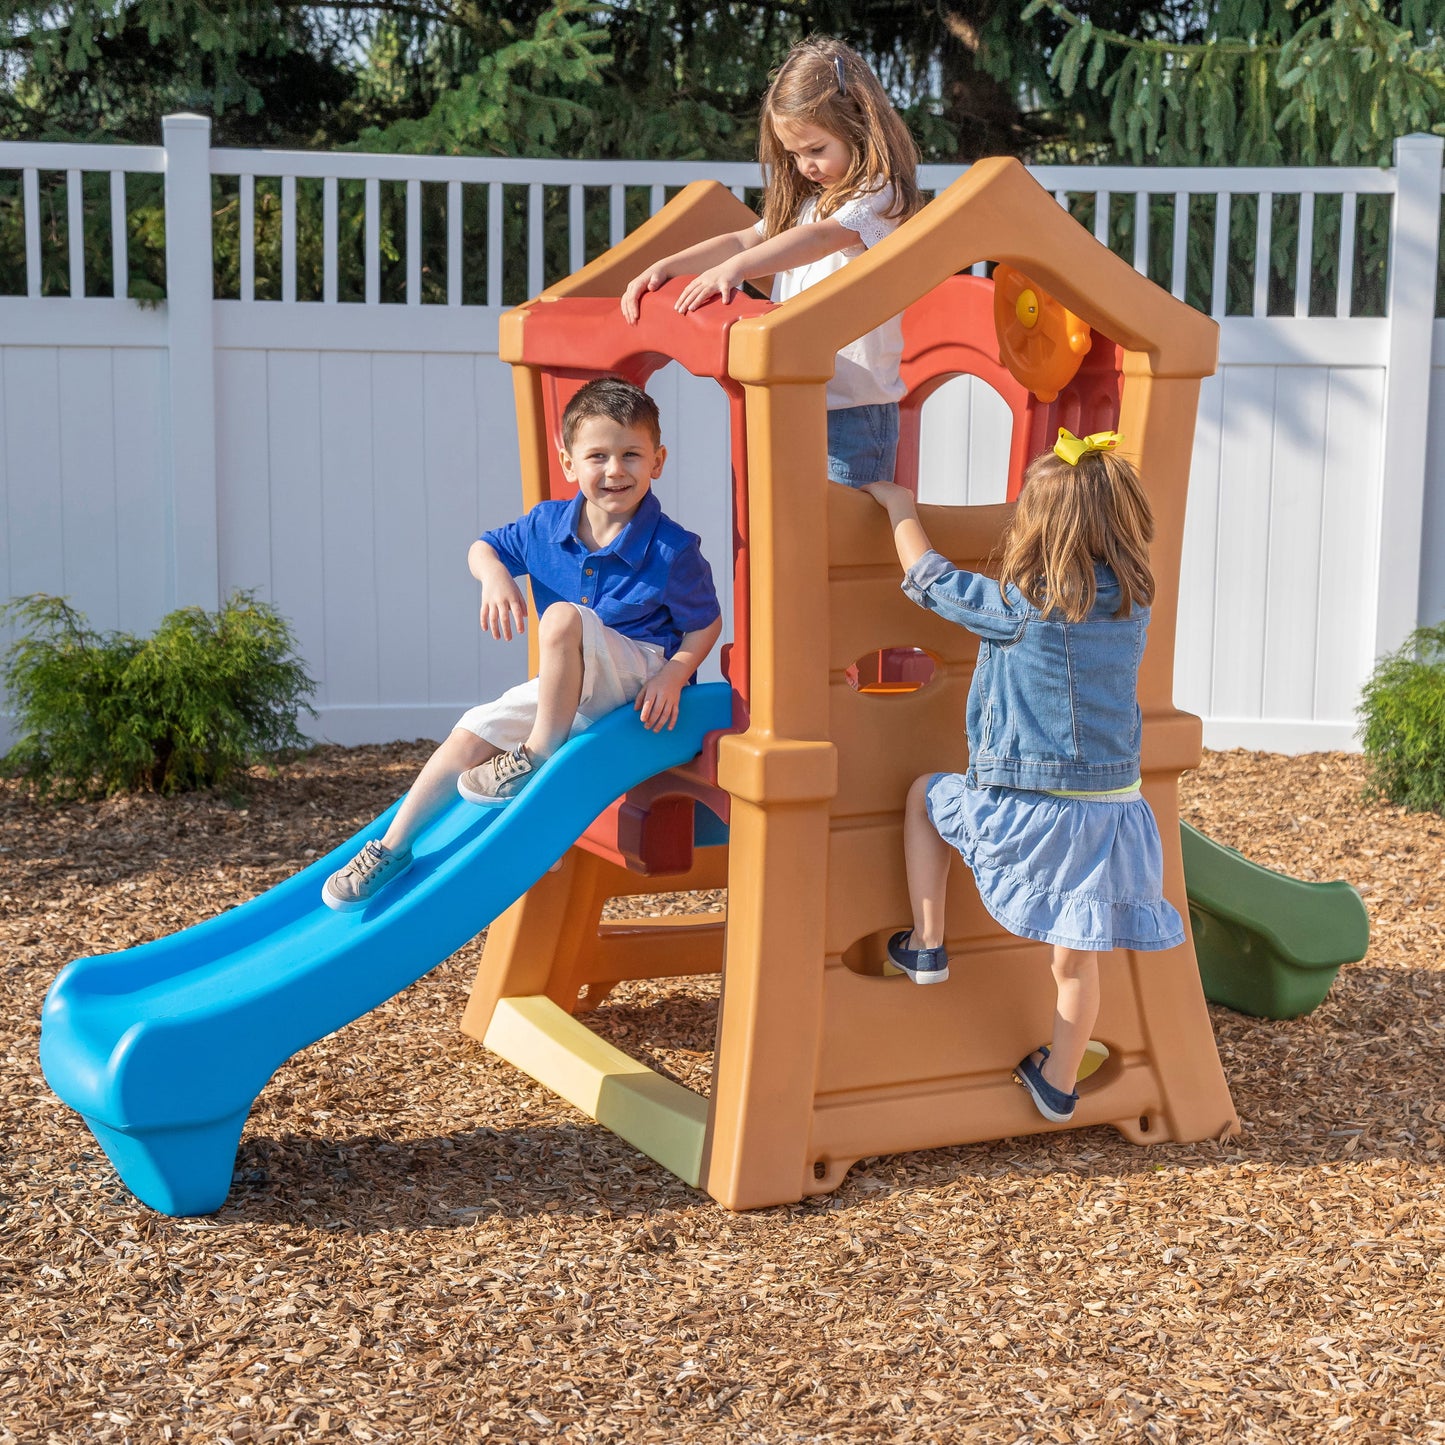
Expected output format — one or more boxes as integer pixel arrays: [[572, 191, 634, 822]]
[[40, 682, 733, 1216]]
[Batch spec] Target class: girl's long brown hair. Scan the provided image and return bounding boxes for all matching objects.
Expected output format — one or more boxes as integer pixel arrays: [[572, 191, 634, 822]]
[[998, 449, 1157, 622], [759, 36, 921, 239]]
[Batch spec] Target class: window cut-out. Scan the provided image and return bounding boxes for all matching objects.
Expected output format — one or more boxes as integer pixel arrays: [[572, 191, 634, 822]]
[[846, 646, 938, 695]]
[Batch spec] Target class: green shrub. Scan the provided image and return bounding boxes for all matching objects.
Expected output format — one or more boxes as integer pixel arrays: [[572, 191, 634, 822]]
[[1, 592, 316, 800], [1357, 621, 1445, 815]]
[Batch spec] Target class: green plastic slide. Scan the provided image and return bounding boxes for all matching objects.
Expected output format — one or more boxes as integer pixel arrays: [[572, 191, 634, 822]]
[[1180, 822, 1370, 1020]]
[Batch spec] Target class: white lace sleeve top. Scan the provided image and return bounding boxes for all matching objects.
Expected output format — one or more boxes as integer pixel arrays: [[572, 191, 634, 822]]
[[763, 184, 906, 409]]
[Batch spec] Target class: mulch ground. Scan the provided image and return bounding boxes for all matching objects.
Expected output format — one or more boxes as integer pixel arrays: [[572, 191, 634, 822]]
[[2, 747, 1442, 1444]]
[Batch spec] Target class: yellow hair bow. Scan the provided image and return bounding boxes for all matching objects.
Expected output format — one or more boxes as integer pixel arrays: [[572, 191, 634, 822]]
[[1054, 427, 1123, 467]]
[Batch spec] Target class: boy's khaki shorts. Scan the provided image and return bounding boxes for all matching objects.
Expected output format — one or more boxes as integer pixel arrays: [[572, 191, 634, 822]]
[[454, 604, 668, 751]]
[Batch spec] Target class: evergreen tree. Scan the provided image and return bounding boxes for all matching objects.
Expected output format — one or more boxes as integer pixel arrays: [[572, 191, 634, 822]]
[[1, 2, 1439, 164], [1027, 0, 1444, 166]]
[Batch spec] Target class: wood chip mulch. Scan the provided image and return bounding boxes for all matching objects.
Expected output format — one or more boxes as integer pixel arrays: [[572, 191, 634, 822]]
[[2, 747, 1442, 1444]]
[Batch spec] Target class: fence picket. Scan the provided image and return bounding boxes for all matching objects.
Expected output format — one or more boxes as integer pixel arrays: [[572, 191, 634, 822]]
[[66, 170, 85, 299], [1295, 192, 1315, 318], [1093, 191, 1111, 245], [324, 177, 338, 306], [240, 174, 255, 303], [487, 182, 503, 307], [1337, 192, 1357, 318], [23, 168, 40, 298], [365, 178, 379, 305], [569, 183, 585, 276], [1212, 192, 1230, 317], [447, 180, 461, 306], [528, 182, 543, 299], [1253, 191, 1273, 317], [282, 174, 297, 304], [1171, 191, 1188, 300], [109, 171, 127, 301], [406, 178, 421, 306], [609, 185, 625, 248]]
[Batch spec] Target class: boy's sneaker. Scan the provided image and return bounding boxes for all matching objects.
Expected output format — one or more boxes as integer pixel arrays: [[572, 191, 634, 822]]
[[457, 745, 536, 806], [886, 929, 950, 984], [322, 839, 413, 913], [1013, 1047, 1079, 1123]]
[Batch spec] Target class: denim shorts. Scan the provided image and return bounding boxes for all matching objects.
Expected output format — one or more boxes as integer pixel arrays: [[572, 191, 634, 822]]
[[827, 402, 899, 487]]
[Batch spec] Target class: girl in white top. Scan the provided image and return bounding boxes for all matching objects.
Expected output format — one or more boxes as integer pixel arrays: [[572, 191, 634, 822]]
[[621, 37, 922, 489]]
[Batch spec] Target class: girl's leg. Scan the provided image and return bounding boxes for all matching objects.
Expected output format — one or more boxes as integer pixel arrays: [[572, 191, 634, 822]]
[[1040, 946, 1100, 1095], [381, 729, 499, 853], [903, 773, 952, 949], [523, 603, 587, 761]]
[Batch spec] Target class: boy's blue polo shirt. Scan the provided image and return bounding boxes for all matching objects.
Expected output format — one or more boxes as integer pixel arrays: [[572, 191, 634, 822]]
[[480, 490, 720, 659]]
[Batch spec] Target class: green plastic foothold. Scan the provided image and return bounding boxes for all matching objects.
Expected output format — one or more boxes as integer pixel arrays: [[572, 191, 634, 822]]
[[1180, 822, 1370, 1020]]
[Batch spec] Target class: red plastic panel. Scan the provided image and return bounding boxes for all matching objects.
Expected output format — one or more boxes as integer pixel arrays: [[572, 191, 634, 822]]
[[898, 274, 1122, 502], [517, 283, 761, 870]]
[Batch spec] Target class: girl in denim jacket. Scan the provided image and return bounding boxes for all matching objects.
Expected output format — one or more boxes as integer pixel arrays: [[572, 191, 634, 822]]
[[868, 431, 1185, 1125]]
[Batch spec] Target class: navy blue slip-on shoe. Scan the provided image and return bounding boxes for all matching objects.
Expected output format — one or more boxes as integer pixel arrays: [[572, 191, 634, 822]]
[[1013, 1047, 1079, 1122], [886, 929, 950, 984]]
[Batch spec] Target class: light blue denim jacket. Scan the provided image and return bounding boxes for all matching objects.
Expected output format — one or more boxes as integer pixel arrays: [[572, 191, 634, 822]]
[[902, 548, 1147, 791]]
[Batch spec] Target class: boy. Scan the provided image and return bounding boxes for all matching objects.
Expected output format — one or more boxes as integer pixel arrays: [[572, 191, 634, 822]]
[[323, 376, 723, 912]]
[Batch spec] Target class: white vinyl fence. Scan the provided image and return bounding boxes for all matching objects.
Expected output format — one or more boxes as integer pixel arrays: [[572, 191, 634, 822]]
[[1, 117, 1442, 752]]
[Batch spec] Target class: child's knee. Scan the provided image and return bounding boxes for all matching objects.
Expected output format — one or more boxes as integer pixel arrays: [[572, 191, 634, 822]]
[[1051, 946, 1097, 983], [441, 727, 495, 768], [537, 602, 583, 648]]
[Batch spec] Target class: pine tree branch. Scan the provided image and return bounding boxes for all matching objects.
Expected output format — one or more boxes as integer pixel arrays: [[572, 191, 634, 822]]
[[1027, 0, 1443, 87], [270, 0, 460, 25], [1021, 0, 1268, 58]]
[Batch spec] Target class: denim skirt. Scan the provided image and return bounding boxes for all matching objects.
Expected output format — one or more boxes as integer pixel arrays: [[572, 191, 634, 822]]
[[926, 773, 1186, 952], [827, 402, 899, 486]]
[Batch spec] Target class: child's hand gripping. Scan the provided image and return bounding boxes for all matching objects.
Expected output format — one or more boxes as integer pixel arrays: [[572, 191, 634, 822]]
[[479, 572, 528, 641], [634, 660, 686, 732], [865, 481, 933, 572], [863, 480, 916, 517], [674, 260, 747, 314], [621, 264, 673, 324]]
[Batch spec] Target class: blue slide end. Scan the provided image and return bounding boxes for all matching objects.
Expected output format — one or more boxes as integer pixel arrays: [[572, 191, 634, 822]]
[[40, 682, 734, 1216]]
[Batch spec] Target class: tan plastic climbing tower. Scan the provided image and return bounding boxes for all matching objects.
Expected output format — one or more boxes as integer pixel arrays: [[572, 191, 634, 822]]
[[460, 158, 1238, 1208]]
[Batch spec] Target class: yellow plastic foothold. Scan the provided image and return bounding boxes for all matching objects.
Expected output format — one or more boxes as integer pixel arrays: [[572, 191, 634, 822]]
[[1031, 1039, 1111, 1083], [1078, 1039, 1110, 1082], [485, 995, 710, 1186], [994, 263, 1092, 403]]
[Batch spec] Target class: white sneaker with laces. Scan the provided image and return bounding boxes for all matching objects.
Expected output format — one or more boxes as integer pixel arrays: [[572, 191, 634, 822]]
[[322, 839, 413, 912], [457, 745, 536, 806]]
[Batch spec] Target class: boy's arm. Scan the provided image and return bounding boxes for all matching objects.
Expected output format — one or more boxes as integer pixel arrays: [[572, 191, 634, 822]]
[[634, 614, 723, 732], [469, 538, 528, 641], [621, 226, 763, 323]]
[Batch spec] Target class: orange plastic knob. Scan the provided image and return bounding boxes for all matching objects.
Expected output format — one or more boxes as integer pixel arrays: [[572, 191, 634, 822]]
[[993, 264, 1092, 403]]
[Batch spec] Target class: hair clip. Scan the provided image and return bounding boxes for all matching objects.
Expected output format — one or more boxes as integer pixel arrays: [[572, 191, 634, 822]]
[[833, 56, 848, 95], [1054, 427, 1123, 466]]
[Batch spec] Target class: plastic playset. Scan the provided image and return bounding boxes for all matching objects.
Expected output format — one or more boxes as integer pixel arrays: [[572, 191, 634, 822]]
[[39, 158, 1368, 1216]]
